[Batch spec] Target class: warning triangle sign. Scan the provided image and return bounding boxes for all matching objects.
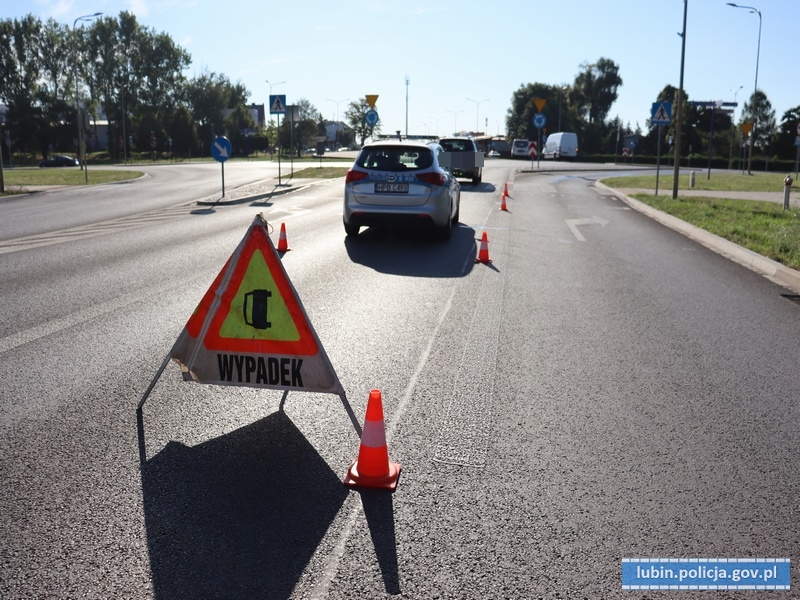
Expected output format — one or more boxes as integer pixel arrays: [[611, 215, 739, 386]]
[[270, 96, 285, 113], [169, 214, 343, 395]]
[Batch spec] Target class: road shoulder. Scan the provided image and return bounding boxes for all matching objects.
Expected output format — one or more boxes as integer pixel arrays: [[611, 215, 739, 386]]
[[596, 181, 800, 294]]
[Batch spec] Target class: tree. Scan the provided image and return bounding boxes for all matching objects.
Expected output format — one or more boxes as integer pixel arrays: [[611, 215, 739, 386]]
[[279, 98, 320, 157], [345, 98, 380, 147], [774, 105, 800, 160], [740, 90, 776, 161], [185, 70, 244, 154], [504, 82, 553, 141], [225, 104, 256, 155], [570, 58, 622, 125], [0, 15, 48, 156]]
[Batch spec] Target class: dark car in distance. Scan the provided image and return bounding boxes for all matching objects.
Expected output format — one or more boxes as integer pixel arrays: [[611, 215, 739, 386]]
[[39, 155, 80, 168]]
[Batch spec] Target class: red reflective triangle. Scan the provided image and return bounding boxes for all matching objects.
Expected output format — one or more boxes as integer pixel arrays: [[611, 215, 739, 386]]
[[183, 221, 318, 356]]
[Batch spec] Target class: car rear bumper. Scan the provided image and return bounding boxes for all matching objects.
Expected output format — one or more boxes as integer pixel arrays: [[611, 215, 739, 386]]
[[344, 188, 452, 228]]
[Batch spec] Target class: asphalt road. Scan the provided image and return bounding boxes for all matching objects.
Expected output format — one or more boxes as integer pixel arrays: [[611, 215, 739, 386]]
[[0, 161, 798, 599]]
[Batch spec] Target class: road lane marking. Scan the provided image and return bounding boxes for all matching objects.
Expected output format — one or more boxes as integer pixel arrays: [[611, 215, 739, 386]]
[[433, 232, 507, 467], [565, 216, 610, 242], [306, 215, 500, 599], [0, 203, 194, 254]]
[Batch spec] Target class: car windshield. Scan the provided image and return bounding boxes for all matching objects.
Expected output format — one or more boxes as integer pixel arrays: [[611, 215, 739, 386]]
[[356, 146, 433, 171], [440, 139, 472, 152]]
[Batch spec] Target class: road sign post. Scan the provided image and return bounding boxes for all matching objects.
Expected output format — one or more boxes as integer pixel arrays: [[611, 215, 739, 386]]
[[270, 94, 287, 185], [211, 135, 232, 198], [533, 113, 546, 169]]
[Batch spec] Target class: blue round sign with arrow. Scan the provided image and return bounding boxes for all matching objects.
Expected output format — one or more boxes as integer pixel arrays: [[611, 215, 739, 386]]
[[364, 109, 379, 127], [533, 113, 547, 129], [211, 136, 232, 163]]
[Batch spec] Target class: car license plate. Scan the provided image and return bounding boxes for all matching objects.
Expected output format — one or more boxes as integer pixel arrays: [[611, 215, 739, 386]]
[[375, 182, 408, 193]]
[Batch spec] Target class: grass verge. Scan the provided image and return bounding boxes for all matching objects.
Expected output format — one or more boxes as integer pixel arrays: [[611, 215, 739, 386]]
[[2, 168, 142, 194], [627, 192, 800, 270], [603, 172, 795, 193], [290, 167, 349, 179]]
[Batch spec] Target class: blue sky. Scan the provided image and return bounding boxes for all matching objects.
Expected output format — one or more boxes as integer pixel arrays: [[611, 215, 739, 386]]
[[9, 0, 799, 137]]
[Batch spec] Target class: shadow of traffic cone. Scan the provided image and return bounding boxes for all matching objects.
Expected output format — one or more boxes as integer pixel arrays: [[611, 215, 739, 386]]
[[500, 191, 508, 212], [503, 182, 510, 197], [343, 389, 401, 491], [475, 231, 491, 264], [277, 222, 290, 252]]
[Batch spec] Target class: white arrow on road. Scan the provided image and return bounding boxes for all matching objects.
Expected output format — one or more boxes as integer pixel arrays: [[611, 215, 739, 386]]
[[565, 216, 609, 242], [213, 140, 229, 158]]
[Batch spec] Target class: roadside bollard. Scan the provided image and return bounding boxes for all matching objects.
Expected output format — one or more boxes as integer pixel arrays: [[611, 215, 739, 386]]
[[689, 171, 696, 188], [784, 175, 793, 210]]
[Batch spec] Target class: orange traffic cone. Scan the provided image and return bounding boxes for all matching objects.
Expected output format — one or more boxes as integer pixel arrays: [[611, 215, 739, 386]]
[[277, 222, 290, 252], [343, 390, 401, 491], [475, 231, 491, 263], [500, 192, 508, 211], [503, 182, 510, 197]]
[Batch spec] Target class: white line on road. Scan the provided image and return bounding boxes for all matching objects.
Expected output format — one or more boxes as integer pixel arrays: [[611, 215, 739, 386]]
[[565, 216, 610, 242]]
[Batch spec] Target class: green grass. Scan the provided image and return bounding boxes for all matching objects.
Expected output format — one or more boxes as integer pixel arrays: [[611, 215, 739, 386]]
[[603, 172, 793, 192], [290, 166, 349, 178], [2, 167, 142, 192], [626, 193, 800, 270]]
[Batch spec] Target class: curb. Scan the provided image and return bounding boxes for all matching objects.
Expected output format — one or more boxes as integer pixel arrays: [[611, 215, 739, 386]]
[[195, 178, 325, 206], [596, 181, 800, 294]]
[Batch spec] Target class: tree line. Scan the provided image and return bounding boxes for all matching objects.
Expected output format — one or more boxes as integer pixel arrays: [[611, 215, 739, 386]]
[[505, 57, 798, 168], [0, 13, 340, 161]]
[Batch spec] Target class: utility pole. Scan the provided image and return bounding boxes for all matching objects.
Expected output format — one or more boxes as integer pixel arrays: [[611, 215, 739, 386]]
[[405, 76, 410, 139], [672, 0, 688, 200]]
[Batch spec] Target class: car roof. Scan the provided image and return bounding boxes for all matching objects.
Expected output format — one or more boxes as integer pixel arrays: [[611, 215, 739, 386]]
[[363, 140, 438, 149]]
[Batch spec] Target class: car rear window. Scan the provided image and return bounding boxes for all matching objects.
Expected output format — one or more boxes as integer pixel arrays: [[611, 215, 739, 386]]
[[439, 139, 474, 152], [356, 146, 433, 171], [513, 140, 528, 148]]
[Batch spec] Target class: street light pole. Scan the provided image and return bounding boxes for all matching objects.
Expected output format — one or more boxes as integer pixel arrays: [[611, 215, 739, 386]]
[[466, 98, 489, 134], [727, 3, 761, 175], [446, 109, 464, 136], [405, 76, 410, 138], [672, 0, 688, 200], [728, 85, 743, 169], [326, 97, 349, 149], [430, 116, 444, 137], [73, 12, 102, 184]]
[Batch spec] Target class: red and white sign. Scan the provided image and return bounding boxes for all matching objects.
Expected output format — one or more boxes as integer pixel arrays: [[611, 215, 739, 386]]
[[528, 141, 537, 157], [796, 121, 800, 136], [622, 148, 629, 158]]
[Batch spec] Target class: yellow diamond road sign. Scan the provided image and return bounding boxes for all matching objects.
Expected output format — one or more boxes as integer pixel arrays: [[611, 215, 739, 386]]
[[366, 95, 379, 108]]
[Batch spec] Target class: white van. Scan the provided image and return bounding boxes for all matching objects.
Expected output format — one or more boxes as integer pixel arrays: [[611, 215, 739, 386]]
[[511, 139, 530, 159], [543, 132, 578, 160]]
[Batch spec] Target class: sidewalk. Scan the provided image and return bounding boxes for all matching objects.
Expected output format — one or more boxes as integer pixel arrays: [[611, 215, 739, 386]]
[[597, 182, 800, 294]]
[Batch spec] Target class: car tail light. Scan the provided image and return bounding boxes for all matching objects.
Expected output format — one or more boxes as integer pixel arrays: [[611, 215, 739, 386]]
[[416, 172, 444, 186], [346, 169, 368, 183]]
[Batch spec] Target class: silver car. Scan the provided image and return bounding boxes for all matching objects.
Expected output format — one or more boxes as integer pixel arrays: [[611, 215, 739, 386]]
[[343, 140, 461, 240]]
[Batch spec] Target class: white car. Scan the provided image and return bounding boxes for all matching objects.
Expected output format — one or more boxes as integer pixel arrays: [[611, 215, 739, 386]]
[[343, 140, 461, 240]]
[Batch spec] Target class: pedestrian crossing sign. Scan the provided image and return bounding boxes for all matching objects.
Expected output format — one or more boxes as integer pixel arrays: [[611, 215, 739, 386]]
[[651, 102, 671, 125], [270, 94, 286, 114]]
